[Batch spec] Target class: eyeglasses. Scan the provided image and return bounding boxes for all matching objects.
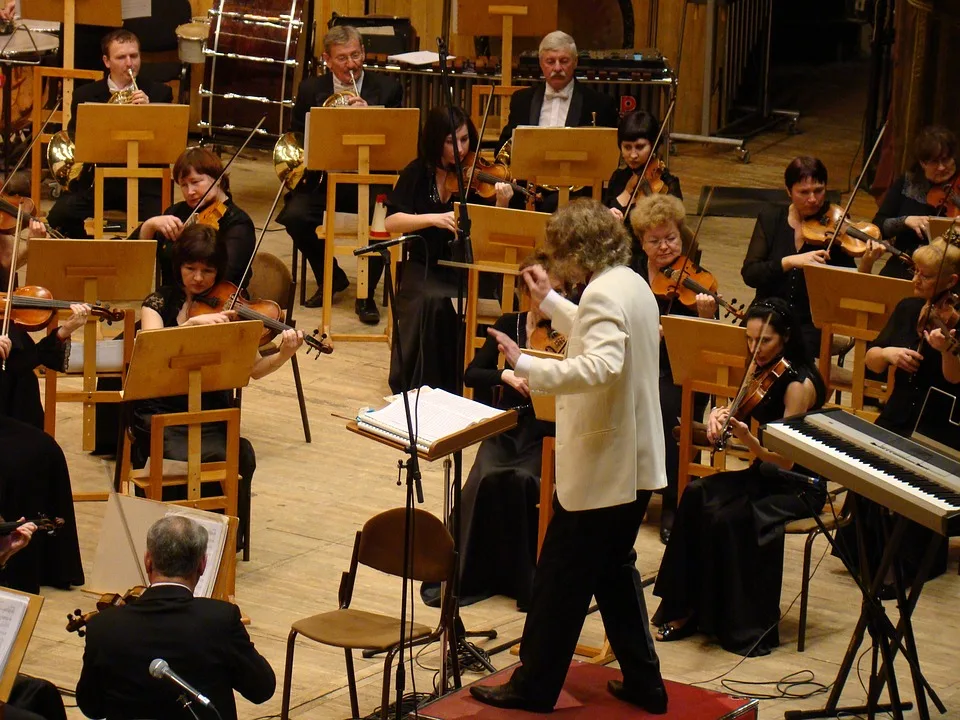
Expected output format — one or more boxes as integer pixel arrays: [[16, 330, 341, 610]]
[[913, 268, 939, 282], [332, 51, 363, 64], [642, 235, 680, 248]]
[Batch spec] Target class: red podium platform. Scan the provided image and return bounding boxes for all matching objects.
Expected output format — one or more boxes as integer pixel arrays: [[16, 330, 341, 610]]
[[419, 661, 759, 719]]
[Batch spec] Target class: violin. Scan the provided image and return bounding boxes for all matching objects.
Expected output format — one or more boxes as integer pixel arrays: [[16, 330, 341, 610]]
[[917, 292, 960, 357], [0, 194, 62, 238], [716, 356, 792, 450], [65, 585, 147, 636], [447, 151, 540, 203], [0, 515, 64, 535], [190, 198, 228, 232], [188, 281, 333, 355], [0, 286, 123, 332], [651, 255, 745, 321], [800, 204, 884, 257], [624, 158, 669, 198], [927, 173, 960, 218], [529, 323, 567, 354]]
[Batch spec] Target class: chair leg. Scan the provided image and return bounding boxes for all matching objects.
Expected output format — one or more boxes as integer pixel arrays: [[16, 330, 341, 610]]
[[797, 527, 821, 652], [290, 353, 311, 443], [239, 476, 251, 562], [380, 646, 397, 720], [344, 649, 360, 719], [280, 629, 299, 720]]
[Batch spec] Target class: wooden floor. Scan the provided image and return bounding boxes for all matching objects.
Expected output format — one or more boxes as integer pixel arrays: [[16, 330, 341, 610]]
[[24, 60, 960, 720]]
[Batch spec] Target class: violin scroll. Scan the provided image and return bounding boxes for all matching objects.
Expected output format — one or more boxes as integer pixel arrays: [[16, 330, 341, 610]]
[[65, 585, 147, 636], [305, 329, 333, 357]]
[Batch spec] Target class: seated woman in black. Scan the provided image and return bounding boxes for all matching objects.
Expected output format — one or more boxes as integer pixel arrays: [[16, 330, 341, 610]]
[[741, 156, 875, 361], [652, 297, 826, 656], [835, 238, 960, 588], [384, 105, 513, 394], [134, 225, 303, 549], [136, 145, 256, 287], [872, 126, 958, 279], [629, 194, 715, 543]]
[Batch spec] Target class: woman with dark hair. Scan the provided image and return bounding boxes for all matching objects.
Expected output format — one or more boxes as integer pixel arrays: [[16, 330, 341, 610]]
[[136, 146, 256, 287], [872, 125, 959, 279], [651, 297, 827, 656], [134, 225, 303, 549], [741, 156, 873, 360], [384, 106, 514, 393]]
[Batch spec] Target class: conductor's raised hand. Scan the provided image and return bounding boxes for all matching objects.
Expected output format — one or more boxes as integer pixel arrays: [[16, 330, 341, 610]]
[[521, 264, 552, 305], [487, 327, 522, 368]]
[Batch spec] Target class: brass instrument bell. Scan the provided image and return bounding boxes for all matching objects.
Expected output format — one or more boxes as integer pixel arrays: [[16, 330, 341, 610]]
[[273, 132, 306, 190], [322, 89, 359, 107], [47, 130, 85, 190]]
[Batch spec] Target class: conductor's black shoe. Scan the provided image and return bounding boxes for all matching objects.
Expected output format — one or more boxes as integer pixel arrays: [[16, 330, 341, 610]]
[[355, 298, 380, 325], [469, 683, 554, 713], [607, 680, 668, 714]]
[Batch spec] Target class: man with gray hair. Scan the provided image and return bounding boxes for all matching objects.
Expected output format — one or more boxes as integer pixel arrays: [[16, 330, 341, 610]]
[[76, 515, 275, 719]]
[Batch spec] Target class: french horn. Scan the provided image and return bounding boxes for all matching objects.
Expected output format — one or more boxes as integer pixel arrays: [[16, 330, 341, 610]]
[[47, 130, 85, 190], [108, 69, 138, 104], [273, 132, 305, 190]]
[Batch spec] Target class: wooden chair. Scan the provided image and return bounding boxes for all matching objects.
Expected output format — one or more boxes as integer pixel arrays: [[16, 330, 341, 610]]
[[243, 252, 311, 443], [279, 508, 457, 720]]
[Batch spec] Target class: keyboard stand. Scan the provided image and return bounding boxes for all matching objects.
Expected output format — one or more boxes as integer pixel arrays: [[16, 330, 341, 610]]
[[784, 493, 945, 720]]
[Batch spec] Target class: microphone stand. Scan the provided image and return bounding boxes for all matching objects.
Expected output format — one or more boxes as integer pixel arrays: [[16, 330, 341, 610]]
[[434, 35, 498, 683], [177, 693, 201, 720]]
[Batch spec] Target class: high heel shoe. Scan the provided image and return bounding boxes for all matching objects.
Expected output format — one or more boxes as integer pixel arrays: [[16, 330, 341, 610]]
[[656, 618, 697, 642]]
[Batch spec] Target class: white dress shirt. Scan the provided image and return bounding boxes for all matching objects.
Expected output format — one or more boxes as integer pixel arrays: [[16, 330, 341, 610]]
[[334, 71, 364, 96], [538, 82, 573, 127]]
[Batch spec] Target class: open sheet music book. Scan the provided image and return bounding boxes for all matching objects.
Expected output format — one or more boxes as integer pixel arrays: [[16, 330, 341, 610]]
[[167, 509, 228, 599], [356, 387, 504, 452], [0, 591, 28, 675]]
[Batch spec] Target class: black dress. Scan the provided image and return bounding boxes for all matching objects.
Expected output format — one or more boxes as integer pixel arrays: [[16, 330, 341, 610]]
[[652, 362, 826, 656], [0, 328, 69, 430], [741, 206, 856, 360], [834, 296, 954, 581], [385, 158, 495, 394], [873, 172, 939, 279]]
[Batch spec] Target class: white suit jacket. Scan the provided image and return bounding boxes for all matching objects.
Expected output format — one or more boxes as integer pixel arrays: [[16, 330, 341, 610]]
[[516, 265, 666, 511]]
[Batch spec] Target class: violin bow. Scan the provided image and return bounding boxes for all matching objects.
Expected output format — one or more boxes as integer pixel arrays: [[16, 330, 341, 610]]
[[465, 86, 496, 197], [229, 179, 286, 311], [1, 202, 24, 371], [622, 98, 676, 219], [824, 122, 886, 255], [181, 115, 267, 229], [716, 313, 771, 449], [664, 185, 715, 317]]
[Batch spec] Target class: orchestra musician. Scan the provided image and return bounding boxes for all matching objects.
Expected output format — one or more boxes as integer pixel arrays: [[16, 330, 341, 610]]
[[497, 31, 618, 212], [45, 29, 173, 240], [134, 146, 255, 288], [652, 297, 827, 656], [384, 105, 513, 394], [76, 515, 276, 720], [872, 126, 958, 279], [629, 194, 714, 544], [278, 25, 403, 322], [741, 156, 873, 361], [606, 110, 682, 220], [472, 200, 667, 714], [835, 238, 960, 590]]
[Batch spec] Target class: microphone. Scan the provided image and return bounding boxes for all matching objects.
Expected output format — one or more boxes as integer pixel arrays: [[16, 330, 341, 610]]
[[353, 235, 418, 256], [149, 658, 213, 708], [758, 461, 822, 489]]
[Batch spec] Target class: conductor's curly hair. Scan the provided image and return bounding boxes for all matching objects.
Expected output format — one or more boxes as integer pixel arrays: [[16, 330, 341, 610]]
[[543, 199, 631, 276]]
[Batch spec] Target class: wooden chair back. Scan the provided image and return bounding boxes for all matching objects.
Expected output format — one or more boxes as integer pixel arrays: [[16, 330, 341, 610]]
[[357, 508, 453, 584], [249, 253, 294, 319]]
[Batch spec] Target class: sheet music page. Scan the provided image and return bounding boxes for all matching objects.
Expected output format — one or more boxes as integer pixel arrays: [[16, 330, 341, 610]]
[[121, 0, 151, 20], [166, 510, 227, 598], [359, 388, 502, 445], [0, 591, 28, 674]]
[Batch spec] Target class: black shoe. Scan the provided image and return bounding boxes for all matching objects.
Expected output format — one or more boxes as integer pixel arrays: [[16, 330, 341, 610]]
[[469, 683, 554, 713], [656, 618, 697, 643], [659, 526, 671, 545], [355, 298, 380, 325], [303, 287, 325, 308], [607, 680, 668, 714]]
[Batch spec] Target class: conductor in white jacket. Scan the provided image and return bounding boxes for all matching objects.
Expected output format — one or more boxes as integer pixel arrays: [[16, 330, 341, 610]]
[[471, 199, 668, 714]]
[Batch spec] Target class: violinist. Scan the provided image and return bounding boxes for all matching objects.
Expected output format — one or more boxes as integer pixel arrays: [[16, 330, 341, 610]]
[[652, 297, 827, 656], [133, 226, 303, 548], [872, 126, 958, 279], [76, 515, 276, 720], [133, 146, 255, 288], [835, 238, 960, 589], [384, 106, 513, 394], [424, 253, 564, 612], [45, 30, 172, 239], [629, 194, 714, 543], [741, 156, 871, 361]]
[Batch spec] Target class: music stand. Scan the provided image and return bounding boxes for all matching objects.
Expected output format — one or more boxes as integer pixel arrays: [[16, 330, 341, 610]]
[[662, 316, 748, 497], [510, 127, 617, 207], [27, 238, 155, 462], [805, 265, 913, 415], [305, 106, 419, 342], [0, 587, 42, 701], [456, 0, 557, 129], [75, 103, 189, 236], [449, 203, 549, 370], [928, 217, 960, 241]]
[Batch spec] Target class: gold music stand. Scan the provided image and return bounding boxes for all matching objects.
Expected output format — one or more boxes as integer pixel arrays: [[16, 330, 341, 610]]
[[27, 238, 155, 468], [74, 104, 189, 236], [805, 265, 913, 417], [510, 127, 617, 208], [662, 316, 749, 498], [449, 203, 549, 371], [305, 107, 420, 343]]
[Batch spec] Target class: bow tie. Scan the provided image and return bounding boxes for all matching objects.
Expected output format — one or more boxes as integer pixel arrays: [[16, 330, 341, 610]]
[[544, 86, 571, 101]]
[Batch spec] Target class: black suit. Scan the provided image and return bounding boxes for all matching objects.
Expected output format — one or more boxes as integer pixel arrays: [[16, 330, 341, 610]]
[[47, 77, 174, 239], [76, 584, 275, 720], [277, 71, 403, 296]]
